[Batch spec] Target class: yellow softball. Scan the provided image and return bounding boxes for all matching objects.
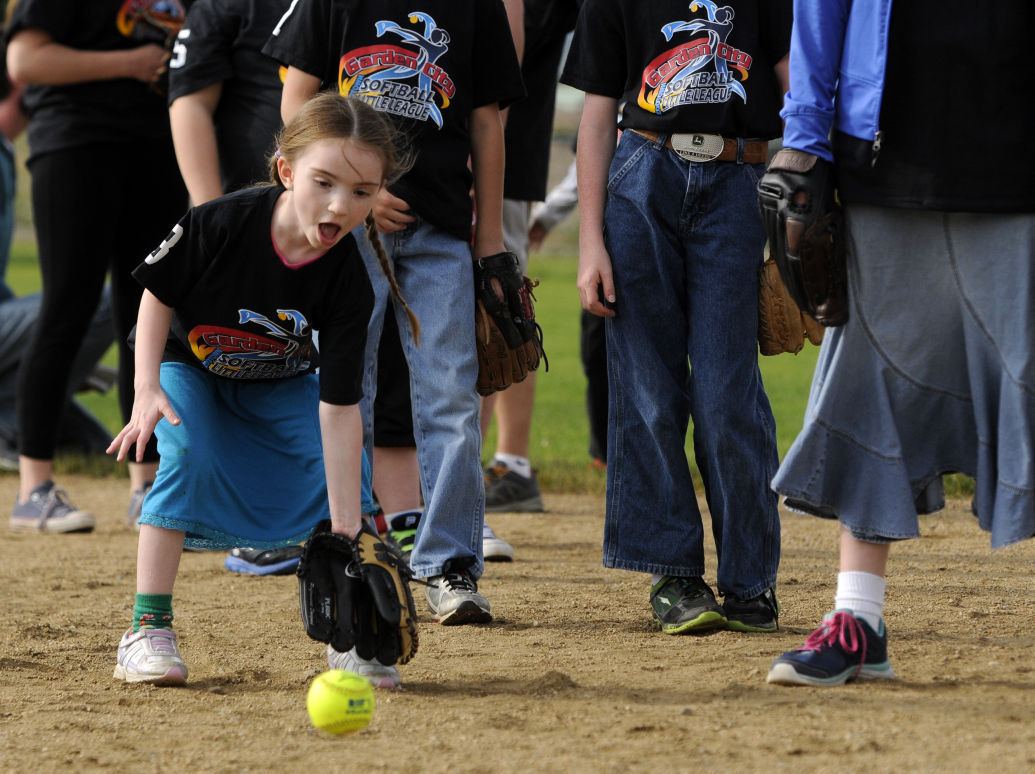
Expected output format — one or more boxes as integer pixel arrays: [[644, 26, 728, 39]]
[[306, 669, 375, 735]]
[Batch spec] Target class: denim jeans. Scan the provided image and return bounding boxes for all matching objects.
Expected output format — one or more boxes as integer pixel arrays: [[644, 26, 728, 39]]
[[601, 130, 780, 598], [353, 218, 485, 579]]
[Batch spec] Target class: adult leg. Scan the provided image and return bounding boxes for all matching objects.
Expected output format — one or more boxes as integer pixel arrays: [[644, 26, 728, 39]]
[[16, 150, 109, 520], [0, 295, 39, 465], [767, 527, 893, 686], [57, 286, 115, 454]]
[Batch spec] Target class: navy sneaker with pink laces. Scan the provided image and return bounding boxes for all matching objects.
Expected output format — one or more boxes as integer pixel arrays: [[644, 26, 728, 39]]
[[766, 610, 895, 686]]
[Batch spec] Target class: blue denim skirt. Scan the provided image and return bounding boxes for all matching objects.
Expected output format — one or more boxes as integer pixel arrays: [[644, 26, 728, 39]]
[[773, 205, 1035, 548], [140, 363, 372, 550]]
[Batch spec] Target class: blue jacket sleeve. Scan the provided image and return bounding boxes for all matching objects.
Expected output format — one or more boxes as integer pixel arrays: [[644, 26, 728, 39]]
[[779, 0, 850, 162]]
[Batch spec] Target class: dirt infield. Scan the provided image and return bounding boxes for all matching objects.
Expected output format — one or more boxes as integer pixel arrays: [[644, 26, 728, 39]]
[[1, 474, 1033, 774]]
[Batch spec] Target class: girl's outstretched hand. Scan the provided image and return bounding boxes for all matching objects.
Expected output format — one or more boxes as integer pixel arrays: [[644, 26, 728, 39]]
[[107, 386, 181, 463]]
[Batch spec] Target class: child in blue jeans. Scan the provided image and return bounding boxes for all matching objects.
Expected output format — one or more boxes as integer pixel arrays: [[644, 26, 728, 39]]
[[561, 0, 791, 635]]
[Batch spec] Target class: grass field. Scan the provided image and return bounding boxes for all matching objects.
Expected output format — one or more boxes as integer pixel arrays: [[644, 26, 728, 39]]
[[4, 226, 821, 491], [3, 130, 971, 496]]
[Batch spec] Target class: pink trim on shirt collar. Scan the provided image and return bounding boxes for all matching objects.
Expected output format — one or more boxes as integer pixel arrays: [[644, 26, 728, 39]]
[[270, 223, 327, 268]]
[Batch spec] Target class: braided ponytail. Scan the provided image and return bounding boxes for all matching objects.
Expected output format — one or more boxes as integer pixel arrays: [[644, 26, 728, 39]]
[[364, 214, 420, 345]]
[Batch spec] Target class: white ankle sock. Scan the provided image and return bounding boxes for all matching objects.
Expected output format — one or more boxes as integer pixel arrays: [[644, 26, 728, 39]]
[[494, 453, 531, 479], [834, 571, 886, 631]]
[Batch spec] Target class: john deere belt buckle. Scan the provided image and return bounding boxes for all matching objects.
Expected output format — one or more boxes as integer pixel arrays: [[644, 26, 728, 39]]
[[670, 133, 724, 162]]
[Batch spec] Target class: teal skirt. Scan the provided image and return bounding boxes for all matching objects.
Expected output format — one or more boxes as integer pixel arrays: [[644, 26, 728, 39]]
[[139, 363, 373, 550]]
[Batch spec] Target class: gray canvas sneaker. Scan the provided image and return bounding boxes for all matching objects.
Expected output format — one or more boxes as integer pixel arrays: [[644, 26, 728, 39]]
[[10, 480, 96, 533], [425, 569, 492, 625]]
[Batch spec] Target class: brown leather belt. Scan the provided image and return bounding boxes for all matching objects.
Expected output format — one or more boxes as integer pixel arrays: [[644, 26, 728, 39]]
[[629, 128, 769, 164]]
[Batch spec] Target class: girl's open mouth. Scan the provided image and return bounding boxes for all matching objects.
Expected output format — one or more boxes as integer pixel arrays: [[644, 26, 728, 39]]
[[318, 223, 341, 244]]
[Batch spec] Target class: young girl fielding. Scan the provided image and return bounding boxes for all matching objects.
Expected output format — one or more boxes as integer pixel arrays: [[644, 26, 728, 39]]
[[108, 92, 416, 685]]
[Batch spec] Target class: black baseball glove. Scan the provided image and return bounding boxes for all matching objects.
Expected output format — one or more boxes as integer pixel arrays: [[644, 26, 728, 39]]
[[473, 251, 547, 396], [297, 520, 418, 666], [757, 148, 848, 327]]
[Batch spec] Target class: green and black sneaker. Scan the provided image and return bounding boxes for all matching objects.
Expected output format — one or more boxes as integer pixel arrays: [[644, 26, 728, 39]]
[[650, 576, 727, 634], [723, 587, 780, 632], [384, 509, 421, 567]]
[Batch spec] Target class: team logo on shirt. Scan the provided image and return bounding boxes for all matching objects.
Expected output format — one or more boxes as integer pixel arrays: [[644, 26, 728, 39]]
[[188, 309, 313, 379], [639, 0, 752, 115], [338, 12, 456, 127], [117, 0, 186, 43]]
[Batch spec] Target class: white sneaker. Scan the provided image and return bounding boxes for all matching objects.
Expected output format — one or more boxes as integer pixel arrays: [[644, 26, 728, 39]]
[[425, 569, 492, 625], [483, 522, 514, 562], [327, 645, 400, 689], [114, 627, 188, 685]]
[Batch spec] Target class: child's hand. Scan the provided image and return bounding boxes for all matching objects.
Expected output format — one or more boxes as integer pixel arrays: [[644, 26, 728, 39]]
[[372, 189, 414, 233], [578, 246, 617, 318], [107, 386, 181, 463], [124, 43, 171, 84]]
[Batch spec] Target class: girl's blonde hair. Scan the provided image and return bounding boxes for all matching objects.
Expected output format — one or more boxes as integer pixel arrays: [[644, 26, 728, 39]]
[[270, 92, 420, 343]]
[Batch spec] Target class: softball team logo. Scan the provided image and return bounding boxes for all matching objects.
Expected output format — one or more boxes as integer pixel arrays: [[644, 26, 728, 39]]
[[338, 12, 456, 127], [116, 0, 186, 41], [638, 0, 752, 115], [188, 309, 313, 379]]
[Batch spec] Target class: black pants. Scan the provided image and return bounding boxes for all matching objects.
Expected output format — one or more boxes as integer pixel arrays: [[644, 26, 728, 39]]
[[17, 143, 186, 461], [580, 309, 608, 462], [373, 307, 415, 447]]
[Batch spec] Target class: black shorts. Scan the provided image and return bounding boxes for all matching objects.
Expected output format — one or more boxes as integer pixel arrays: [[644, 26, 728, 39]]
[[373, 310, 415, 448]]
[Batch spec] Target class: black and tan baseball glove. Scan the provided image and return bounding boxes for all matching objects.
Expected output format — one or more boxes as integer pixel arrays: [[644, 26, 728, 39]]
[[757, 148, 848, 327], [758, 255, 825, 356], [124, 2, 186, 97], [473, 251, 547, 396], [297, 520, 418, 666]]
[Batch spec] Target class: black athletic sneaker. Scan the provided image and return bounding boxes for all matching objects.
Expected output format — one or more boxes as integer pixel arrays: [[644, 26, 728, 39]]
[[484, 463, 544, 513], [649, 576, 727, 634], [723, 587, 780, 632], [224, 546, 303, 576]]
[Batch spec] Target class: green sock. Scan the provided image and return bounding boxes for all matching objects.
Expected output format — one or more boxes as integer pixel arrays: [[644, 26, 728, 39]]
[[132, 593, 174, 632]]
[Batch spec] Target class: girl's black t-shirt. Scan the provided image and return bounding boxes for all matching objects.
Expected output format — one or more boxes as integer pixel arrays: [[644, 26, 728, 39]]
[[835, 0, 1035, 213], [133, 185, 373, 406], [4, 0, 188, 160], [561, 0, 791, 139]]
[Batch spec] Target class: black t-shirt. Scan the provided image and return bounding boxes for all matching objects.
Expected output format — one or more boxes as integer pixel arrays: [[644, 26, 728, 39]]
[[4, 0, 188, 161], [168, 0, 287, 192], [503, 0, 579, 201], [133, 186, 373, 405], [561, 0, 790, 139], [835, 0, 1035, 213], [263, 0, 525, 241]]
